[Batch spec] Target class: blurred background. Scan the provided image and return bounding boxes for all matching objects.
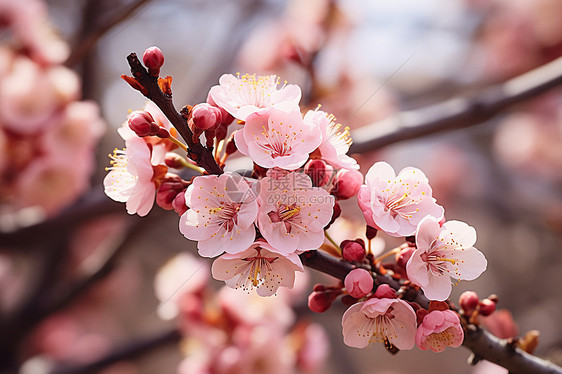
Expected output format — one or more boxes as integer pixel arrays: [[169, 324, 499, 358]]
[[1, 0, 562, 373]]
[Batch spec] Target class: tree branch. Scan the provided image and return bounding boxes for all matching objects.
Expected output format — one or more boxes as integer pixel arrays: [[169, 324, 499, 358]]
[[65, 0, 153, 67], [299, 250, 562, 374], [48, 328, 181, 374], [349, 56, 562, 153], [125, 53, 223, 175]]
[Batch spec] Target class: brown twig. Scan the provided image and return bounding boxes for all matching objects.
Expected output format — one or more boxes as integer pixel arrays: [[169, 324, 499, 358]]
[[48, 328, 181, 374], [299, 250, 562, 374], [125, 53, 223, 175], [65, 0, 153, 67], [349, 56, 562, 153]]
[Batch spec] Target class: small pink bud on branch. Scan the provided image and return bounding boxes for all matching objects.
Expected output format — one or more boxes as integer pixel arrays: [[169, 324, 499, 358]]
[[143, 46, 165, 76]]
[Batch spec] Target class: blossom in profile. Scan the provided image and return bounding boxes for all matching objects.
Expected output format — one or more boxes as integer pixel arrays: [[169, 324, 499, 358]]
[[211, 240, 304, 297], [303, 109, 358, 170], [357, 161, 444, 237], [103, 137, 166, 217], [406, 216, 487, 301], [179, 173, 258, 258], [209, 73, 301, 121], [341, 297, 416, 350], [256, 172, 334, 253], [416, 310, 464, 352], [153, 253, 209, 320], [234, 106, 321, 170]]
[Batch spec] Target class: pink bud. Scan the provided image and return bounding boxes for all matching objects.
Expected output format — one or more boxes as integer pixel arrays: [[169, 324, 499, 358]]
[[330, 169, 363, 200], [190, 103, 222, 131], [172, 190, 188, 216], [342, 241, 366, 262], [478, 299, 496, 316], [206, 92, 234, 126], [156, 175, 187, 210], [344, 268, 373, 299], [459, 291, 480, 315], [325, 201, 341, 229], [143, 46, 164, 76], [373, 283, 397, 299], [304, 159, 333, 187], [308, 291, 335, 313], [128, 110, 155, 137], [165, 153, 186, 169], [395, 246, 415, 278]]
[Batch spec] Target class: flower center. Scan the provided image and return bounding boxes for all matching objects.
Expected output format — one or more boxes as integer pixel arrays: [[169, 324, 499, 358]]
[[425, 326, 457, 351]]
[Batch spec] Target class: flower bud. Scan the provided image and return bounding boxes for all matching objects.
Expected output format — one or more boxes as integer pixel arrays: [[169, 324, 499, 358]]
[[344, 268, 373, 299], [206, 92, 234, 126], [190, 103, 222, 131], [172, 190, 188, 216], [330, 169, 363, 200], [373, 283, 397, 299], [478, 298, 496, 316], [156, 176, 186, 210], [165, 153, 187, 169], [342, 240, 366, 263], [128, 110, 155, 137], [304, 159, 333, 187], [395, 246, 415, 278], [143, 46, 164, 76], [459, 291, 480, 315], [308, 290, 336, 313], [325, 201, 341, 229]]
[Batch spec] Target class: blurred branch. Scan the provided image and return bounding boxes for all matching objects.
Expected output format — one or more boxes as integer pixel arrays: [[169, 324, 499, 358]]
[[300, 250, 562, 374], [48, 328, 181, 374], [126, 53, 223, 174], [0, 187, 123, 247], [65, 0, 153, 67], [349, 56, 562, 153]]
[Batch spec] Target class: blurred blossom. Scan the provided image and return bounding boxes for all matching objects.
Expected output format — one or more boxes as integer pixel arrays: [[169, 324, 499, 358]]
[[0, 13, 105, 223], [154, 252, 209, 320]]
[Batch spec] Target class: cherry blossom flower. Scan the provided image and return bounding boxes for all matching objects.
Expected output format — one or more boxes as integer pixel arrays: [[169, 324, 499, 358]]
[[341, 297, 416, 350], [13, 155, 88, 216], [415, 310, 464, 352], [256, 172, 334, 253], [179, 173, 258, 258], [406, 216, 487, 301], [0, 56, 79, 134], [303, 109, 359, 170], [211, 240, 304, 297], [153, 253, 209, 320], [209, 73, 301, 121], [104, 136, 165, 217], [234, 106, 321, 170], [357, 161, 444, 237]]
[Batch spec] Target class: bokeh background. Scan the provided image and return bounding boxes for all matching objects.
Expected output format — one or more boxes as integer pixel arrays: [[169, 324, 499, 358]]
[[1, 0, 562, 373]]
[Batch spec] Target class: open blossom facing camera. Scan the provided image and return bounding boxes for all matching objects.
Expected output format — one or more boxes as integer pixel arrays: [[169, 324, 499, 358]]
[[357, 161, 444, 237], [257, 172, 334, 253], [342, 297, 416, 350], [211, 240, 304, 296], [406, 216, 487, 301], [234, 106, 322, 170], [303, 109, 358, 171], [209, 73, 301, 121], [103, 137, 166, 216], [416, 310, 463, 352], [179, 173, 258, 258]]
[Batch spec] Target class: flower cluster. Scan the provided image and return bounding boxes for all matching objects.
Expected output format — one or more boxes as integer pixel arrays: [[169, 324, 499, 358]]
[[0, 1, 105, 225], [106, 47, 490, 357], [154, 253, 329, 374]]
